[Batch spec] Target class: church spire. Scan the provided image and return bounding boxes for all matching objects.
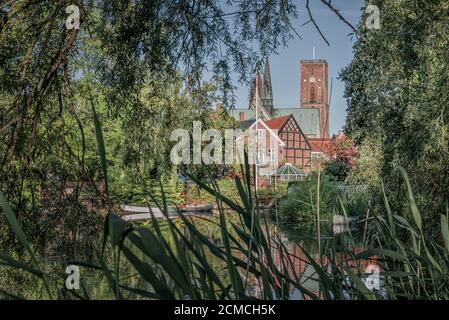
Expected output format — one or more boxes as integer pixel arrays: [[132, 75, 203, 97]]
[[249, 67, 271, 120], [249, 68, 263, 109], [262, 57, 273, 115]]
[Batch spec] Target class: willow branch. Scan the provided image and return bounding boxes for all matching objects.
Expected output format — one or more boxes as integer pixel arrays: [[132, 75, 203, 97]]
[[306, 0, 330, 46], [319, 0, 358, 36]]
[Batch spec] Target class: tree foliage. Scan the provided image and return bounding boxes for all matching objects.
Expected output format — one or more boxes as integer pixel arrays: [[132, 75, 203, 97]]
[[0, 0, 303, 250], [324, 134, 358, 181], [340, 0, 449, 232]]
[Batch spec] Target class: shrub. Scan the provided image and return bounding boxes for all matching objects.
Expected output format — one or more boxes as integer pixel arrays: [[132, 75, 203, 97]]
[[256, 182, 288, 206], [270, 173, 340, 225], [324, 160, 350, 182]]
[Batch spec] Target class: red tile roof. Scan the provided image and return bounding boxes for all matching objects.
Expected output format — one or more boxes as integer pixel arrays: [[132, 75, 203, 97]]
[[308, 138, 332, 153], [264, 115, 290, 130]]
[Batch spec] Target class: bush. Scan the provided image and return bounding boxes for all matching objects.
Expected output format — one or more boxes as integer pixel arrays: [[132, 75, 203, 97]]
[[256, 182, 288, 206], [270, 173, 340, 225], [324, 160, 350, 182]]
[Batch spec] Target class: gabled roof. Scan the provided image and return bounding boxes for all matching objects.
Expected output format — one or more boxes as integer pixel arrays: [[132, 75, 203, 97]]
[[265, 115, 290, 130], [230, 107, 320, 137], [246, 119, 285, 146], [234, 118, 286, 146]]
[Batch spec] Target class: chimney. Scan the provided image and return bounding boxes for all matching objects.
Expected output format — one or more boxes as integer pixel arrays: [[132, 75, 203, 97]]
[[239, 112, 245, 121]]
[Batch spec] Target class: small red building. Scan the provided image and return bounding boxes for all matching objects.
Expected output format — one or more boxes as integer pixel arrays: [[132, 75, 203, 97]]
[[265, 115, 312, 172], [241, 115, 313, 175]]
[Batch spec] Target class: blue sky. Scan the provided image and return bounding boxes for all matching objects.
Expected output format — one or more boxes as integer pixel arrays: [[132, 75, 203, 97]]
[[233, 0, 363, 135]]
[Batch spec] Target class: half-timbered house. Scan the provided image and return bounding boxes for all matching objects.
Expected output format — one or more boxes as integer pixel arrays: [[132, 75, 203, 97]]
[[265, 115, 312, 171]]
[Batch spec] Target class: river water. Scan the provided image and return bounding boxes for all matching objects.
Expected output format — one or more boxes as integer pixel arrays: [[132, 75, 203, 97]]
[[1, 210, 377, 299]]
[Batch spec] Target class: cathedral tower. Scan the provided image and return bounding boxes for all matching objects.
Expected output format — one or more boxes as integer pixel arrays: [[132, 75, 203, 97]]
[[300, 59, 329, 138], [261, 57, 273, 115], [249, 68, 270, 120]]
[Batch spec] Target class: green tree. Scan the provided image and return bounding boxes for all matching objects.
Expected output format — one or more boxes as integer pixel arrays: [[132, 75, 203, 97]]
[[340, 0, 449, 234]]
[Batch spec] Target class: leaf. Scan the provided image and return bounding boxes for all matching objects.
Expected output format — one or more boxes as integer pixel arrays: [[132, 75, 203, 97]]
[[381, 181, 396, 237], [121, 245, 175, 299], [344, 267, 376, 300], [441, 215, 449, 254], [0, 288, 25, 300], [0, 191, 33, 257], [0, 190, 52, 299], [0, 253, 44, 277], [398, 166, 422, 231], [95, 249, 122, 299], [120, 285, 159, 299], [108, 213, 127, 248]]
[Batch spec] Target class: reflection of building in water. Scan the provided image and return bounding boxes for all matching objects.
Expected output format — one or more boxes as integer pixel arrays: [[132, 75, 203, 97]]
[[268, 238, 381, 299], [182, 219, 381, 299]]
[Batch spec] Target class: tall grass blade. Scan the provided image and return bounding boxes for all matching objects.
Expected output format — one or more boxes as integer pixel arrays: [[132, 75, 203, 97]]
[[441, 215, 449, 254], [398, 166, 422, 231]]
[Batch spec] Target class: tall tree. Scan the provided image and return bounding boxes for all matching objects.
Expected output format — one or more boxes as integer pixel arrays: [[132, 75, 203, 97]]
[[340, 0, 449, 232]]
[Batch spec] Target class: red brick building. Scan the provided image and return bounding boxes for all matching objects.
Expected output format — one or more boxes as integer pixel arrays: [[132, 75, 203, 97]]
[[300, 60, 329, 138], [265, 115, 312, 170], [232, 57, 332, 176]]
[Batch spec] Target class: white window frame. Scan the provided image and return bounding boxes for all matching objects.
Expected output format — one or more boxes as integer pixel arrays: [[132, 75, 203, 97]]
[[257, 128, 264, 139], [311, 152, 322, 159]]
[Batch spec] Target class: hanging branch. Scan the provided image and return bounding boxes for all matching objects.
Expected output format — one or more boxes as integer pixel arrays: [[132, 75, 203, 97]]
[[305, 0, 330, 46], [319, 0, 358, 36]]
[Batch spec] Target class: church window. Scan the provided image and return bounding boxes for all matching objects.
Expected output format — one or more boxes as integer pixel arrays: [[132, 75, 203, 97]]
[[310, 86, 316, 102]]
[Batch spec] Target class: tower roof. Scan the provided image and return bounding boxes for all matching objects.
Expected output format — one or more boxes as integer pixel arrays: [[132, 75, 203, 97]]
[[262, 57, 273, 101], [249, 69, 263, 108], [300, 59, 328, 64]]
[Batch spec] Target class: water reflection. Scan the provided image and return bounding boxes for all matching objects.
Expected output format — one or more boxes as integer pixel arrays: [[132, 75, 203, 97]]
[[183, 214, 383, 299], [181, 216, 324, 299]]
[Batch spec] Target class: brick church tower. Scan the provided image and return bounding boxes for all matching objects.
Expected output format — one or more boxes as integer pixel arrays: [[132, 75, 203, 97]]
[[300, 59, 329, 138]]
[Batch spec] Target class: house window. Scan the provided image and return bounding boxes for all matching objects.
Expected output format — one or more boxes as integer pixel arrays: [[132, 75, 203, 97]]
[[257, 148, 265, 164], [311, 152, 322, 159], [268, 149, 276, 162], [257, 129, 264, 139]]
